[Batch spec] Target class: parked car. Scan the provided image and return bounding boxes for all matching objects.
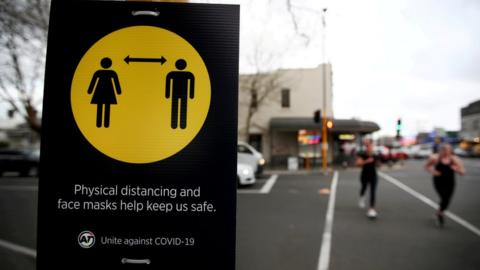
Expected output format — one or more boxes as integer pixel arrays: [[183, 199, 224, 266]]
[[373, 145, 391, 163], [453, 147, 470, 157], [412, 144, 433, 159], [237, 162, 256, 186], [391, 147, 409, 160], [237, 141, 265, 175], [0, 149, 39, 176]]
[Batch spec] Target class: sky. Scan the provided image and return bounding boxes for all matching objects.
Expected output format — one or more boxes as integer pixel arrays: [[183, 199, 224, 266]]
[[2, 0, 480, 138], [201, 0, 480, 137]]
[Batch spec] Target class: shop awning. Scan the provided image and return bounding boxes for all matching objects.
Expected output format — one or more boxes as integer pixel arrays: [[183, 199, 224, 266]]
[[270, 117, 380, 133]]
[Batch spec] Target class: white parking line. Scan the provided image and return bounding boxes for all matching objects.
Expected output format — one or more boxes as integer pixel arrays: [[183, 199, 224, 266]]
[[259, 174, 278, 194], [317, 170, 339, 270], [0, 185, 38, 191], [237, 174, 278, 194], [0, 238, 36, 259], [379, 171, 480, 238]]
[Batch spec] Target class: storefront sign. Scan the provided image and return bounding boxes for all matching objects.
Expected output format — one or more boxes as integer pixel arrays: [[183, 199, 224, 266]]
[[339, 134, 356, 140]]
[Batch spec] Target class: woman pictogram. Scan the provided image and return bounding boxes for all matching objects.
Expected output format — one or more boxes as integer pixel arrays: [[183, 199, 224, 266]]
[[87, 57, 122, 128]]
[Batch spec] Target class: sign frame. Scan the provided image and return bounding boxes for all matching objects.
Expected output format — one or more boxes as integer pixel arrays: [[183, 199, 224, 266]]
[[37, 1, 239, 269]]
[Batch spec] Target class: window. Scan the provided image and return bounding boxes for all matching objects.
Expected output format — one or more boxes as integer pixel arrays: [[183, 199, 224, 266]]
[[237, 145, 253, 154], [281, 88, 290, 108], [251, 89, 258, 109]]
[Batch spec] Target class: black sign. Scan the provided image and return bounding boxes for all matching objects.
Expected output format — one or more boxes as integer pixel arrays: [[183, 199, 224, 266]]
[[37, 1, 238, 269]]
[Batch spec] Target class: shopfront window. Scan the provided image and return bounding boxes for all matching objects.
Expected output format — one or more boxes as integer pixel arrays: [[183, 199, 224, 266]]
[[297, 129, 321, 158]]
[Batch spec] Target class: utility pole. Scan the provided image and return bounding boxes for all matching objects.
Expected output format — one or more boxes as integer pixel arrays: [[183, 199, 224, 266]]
[[321, 8, 328, 174]]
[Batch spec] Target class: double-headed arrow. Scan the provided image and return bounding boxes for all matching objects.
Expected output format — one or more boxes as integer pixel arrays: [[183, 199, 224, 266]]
[[124, 55, 167, 65]]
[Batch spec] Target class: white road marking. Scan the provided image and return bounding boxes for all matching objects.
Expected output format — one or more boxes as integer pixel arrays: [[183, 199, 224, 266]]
[[236, 189, 262, 194], [0, 238, 36, 259], [317, 171, 339, 270], [0, 185, 38, 191], [379, 171, 480, 237], [259, 174, 278, 194], [237, 174, 278, 194]]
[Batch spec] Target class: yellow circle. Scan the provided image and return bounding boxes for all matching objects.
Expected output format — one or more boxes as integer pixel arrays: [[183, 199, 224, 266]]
[[71, 26, 211, 164]]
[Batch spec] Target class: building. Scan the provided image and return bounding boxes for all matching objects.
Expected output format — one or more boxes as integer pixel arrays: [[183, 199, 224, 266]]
[[238, 64, 379, 168], [460, 99, 480, 142]]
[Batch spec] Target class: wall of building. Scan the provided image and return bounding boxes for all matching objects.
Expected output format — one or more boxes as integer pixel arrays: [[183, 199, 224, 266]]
[[270, 131, 298, 167], [461, 113, 480, 140], [460, 100, 480, 141], [238, 64, 333, 161]]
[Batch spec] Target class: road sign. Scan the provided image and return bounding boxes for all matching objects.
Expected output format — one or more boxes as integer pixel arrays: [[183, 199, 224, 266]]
[[38, 1, 239, 269], [71, 25, 211, 163]]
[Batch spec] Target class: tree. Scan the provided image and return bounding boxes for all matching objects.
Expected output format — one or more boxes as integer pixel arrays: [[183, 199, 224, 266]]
[[239, 71, 283, 142], [284, 0, 311, 44], [239, 46, 286, 141], [0, 0, 50, 133]]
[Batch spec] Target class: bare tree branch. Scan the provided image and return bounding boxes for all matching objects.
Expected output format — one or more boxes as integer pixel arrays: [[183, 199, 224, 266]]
[[0, 0, 49, 133], [285, 0, 310, 45], [239, 63, 285, 141]]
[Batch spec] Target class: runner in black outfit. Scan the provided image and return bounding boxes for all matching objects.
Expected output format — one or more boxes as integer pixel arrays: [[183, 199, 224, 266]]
[[425, 144, 465, 227], [355, 141, 378, 218]]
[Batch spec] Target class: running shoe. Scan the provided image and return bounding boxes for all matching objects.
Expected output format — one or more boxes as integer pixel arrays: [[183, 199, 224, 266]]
[[367, 208, 377, 219], [358, 196, 366, 209], [436, 213, 445, 227]]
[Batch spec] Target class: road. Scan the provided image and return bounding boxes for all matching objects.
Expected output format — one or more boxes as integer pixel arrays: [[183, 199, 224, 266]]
[[237, 159, 480, 270], [0, 176, 37, 270], [1, 159, 479, 269]]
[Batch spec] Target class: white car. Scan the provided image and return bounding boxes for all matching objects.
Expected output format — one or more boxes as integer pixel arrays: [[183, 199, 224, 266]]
[[237, 163, 256, 186], [237, 141, 265, 175], [413, 144, 433, 159], [453, 147, 470, 157]]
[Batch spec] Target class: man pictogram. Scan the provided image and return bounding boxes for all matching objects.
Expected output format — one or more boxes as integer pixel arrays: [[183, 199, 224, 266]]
[[165, 59, 195, 129]]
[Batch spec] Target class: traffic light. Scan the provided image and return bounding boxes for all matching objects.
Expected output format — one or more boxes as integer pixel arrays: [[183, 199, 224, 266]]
[[396, 118, 402, 138], [313, 110, 321, 123], [326, 119, 333, 129]]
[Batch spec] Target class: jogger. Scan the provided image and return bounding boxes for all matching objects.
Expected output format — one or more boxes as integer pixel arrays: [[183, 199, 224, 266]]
[[356, 141, 379, 218], [425, 144, 465, 226], [360, 173, 378, 209]]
